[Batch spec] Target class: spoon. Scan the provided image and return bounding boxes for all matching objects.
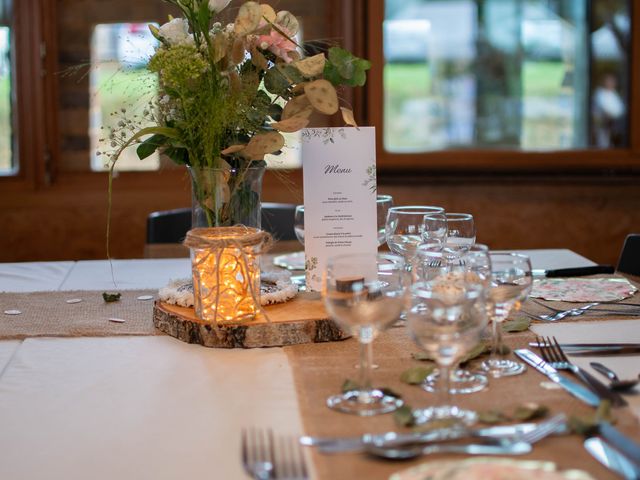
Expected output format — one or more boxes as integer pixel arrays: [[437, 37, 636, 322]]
[[364, 438, 531, 460], [590, 362, 640, 391]]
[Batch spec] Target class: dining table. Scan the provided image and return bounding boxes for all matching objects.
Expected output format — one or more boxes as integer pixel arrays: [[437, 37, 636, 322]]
[[0, 249, 639, 480]]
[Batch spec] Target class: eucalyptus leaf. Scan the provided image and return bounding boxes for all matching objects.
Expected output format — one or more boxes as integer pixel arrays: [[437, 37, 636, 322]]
[[102, 292, 121, 303], [341, 378, 360, 393], [567, 400, 615, 435], [393, 405, 415, 428], [459, 342, 491, 365], [400, 365, 435, 385], [513, 403, 549, 421], [136, 134, 167, 160], [411, 352, 436, 362], [413, 418, 463, 432], [264, 67, 291, 96], [379, 387, 402, 399], [478, 410, 510, 425], [502, 318, 531, 333]]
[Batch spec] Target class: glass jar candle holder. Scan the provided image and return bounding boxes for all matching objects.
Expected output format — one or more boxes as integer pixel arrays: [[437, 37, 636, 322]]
[[184, 227, 271, 324]]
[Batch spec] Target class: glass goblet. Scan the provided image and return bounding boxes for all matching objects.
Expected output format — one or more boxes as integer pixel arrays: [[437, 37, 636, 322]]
[[407, 276, 488, 425], [481, 252, 533, 378], [417, 244, 490, 395], [323, 253, 408, 416], [376, 194, 394, 246], [385, 206, 445, 272]]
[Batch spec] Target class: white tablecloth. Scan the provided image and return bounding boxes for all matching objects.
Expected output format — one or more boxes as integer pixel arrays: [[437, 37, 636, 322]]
[[0, 337, 300, 480], [0, 251, 617, 479]]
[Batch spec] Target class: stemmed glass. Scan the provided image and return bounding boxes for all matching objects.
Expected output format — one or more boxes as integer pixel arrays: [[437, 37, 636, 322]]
[[376, 195, 394, 246], [323, 253, 408, 416], [423, 213, 476, 251], [481, 252, 533, 378], [417, 244, 491, 394], [385, 206, 445, 272], [407, 275, 488, 425]]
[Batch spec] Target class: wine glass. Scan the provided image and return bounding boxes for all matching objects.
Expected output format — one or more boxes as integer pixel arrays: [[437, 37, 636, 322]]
[[322, 253, 408, 416], [376, 195, 394, 246], [417, 244, 491, 394], [481, 252, 533, 378], [385, 206, 445, 270], [424, 213, 476, 252], [294, 205, 304, 245], [407, 275, 488, 425]]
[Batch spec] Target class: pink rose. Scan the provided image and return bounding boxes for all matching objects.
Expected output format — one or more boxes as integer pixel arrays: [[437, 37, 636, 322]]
[[256, 28, 297, 63]]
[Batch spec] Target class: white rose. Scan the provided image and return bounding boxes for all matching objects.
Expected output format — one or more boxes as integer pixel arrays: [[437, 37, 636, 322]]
[[208, 0, 231, 13], [158, 18, 190, 45]]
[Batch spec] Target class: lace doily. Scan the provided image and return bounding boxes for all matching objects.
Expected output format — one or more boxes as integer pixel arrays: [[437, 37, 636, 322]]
[[159, 270, 298, 308]]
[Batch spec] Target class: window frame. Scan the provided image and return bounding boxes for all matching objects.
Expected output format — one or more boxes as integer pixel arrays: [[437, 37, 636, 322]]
[[365, 0, 640, 173]]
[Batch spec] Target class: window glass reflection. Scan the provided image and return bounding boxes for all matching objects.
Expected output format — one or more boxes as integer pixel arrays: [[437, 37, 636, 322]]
[[383, 0, 630, 152]]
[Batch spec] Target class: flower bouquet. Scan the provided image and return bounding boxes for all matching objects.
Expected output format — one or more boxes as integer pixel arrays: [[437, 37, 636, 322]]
[[106, 0, 371, 228]]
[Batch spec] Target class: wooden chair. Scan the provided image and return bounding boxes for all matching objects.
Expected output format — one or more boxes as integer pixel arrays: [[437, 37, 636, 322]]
[[144, 203, 298, 258]]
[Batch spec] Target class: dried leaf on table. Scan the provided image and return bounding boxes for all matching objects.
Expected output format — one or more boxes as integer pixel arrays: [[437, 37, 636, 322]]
[[400, 365, 435, 385], [513, 403, 549, 421], [379, 387, 402, 399], [459, 342, 491, 365], [394, 405, 415, 427], [477, 410, 510, 425], [341, 378, 359, 393], [568, 400, 615, 435], [502, 317, 531, 333], [102, 292, 121, 303]]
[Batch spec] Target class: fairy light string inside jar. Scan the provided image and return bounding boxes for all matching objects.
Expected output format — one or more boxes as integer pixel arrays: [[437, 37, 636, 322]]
[[183, 226, 273, 324]]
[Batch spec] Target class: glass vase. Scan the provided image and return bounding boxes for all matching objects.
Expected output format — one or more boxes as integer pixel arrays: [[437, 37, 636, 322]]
[[187, 163, 266, 229]]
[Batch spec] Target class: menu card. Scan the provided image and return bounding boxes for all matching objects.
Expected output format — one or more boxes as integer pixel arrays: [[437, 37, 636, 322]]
[[301, 127, 378, 291]]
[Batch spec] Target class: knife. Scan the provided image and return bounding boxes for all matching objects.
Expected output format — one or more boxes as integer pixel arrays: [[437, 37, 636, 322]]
[[599, 422, 640, 467], [528, 342, 640, 355], [300, 423, 543, 454], [585, 437, 640, 479], [532, 265, 615, 277], [514, 349, 600, 407]]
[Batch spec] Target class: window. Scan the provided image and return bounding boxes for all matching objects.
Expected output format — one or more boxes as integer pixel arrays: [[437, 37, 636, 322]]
[[372, 0, 633, 167], [90, 22, 160, 172], [0, 0, 13, 175]]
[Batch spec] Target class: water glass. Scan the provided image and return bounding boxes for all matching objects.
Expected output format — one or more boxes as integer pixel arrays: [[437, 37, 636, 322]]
[[417, 244, 490, 395], [376, 195, 394, 246], [385, 206, 445, 266], [481, 252, 533, 377], [323, 253, 408, 416], [407, 275, 488, 425]]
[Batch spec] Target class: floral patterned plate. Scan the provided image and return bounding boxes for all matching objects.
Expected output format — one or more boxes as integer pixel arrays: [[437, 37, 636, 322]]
[[390, 458, 594, 480], [531, 277, 637, 302]]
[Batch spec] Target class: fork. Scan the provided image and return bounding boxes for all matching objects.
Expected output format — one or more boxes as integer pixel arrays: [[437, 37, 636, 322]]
[[518, 413, 567, 444], [273, 435, 309, 480], [537, 303, 599, 321], [535, 336, 627, 407], [242, 428, 275, 480]]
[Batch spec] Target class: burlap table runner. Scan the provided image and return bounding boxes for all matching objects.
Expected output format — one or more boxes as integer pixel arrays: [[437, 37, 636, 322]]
[[0, 290, 159, 339], [284, 316, 640, 480]]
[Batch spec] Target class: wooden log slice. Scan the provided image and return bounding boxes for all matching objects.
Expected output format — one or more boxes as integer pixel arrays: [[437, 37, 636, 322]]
[[153, 291, 349, 348]]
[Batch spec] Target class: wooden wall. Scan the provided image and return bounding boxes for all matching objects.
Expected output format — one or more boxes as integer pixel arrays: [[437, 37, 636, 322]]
[[2, 172, 639, 265]]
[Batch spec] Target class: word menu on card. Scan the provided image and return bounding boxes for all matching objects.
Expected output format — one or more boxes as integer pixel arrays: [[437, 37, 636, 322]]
[[301, 127, 378, 291]]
